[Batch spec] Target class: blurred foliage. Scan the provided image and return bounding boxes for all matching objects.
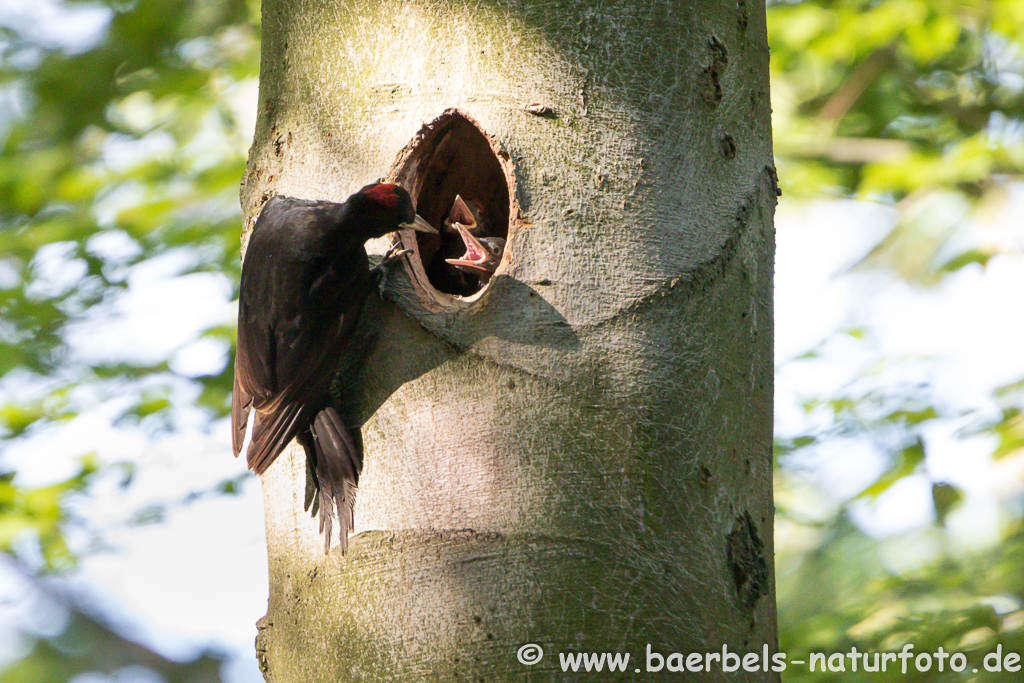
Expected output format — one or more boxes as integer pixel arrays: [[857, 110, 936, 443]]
[[770, 0, 1024, 282], [770, 0, 1024, 680], [0, 0, 257, 560], [0, 569, 226, 683], [0, 0, 259, 678], [0, 457, 95, 571]]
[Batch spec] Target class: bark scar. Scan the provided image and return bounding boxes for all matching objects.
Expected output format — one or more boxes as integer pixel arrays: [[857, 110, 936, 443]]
[[727, 511, 768, 610]]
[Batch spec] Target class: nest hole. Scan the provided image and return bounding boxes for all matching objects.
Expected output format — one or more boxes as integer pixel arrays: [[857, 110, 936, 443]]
[[392, 111, 512, 298]]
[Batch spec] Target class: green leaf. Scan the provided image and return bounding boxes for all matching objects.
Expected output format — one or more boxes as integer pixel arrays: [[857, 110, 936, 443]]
[[882, 405, 938, 427], [128, 391, 173, 419], [904, 14, 961, 64], [855, 437, 926, 499], [990, 408, 1024, 460], [938, 248, 996, 273], [931, 482, 964, 525]]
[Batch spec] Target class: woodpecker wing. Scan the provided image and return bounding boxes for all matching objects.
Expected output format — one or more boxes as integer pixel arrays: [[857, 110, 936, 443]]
[[232, 196, 370, 475], [231, 186, 422, 554]]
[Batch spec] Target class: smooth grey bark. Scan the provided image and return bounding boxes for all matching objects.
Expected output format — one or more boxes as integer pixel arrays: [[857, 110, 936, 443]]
[[240, 0, 778, 680]]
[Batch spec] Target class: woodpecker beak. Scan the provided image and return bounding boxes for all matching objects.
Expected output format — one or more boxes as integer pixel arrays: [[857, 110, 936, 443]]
[[402, 215, 437, 233]]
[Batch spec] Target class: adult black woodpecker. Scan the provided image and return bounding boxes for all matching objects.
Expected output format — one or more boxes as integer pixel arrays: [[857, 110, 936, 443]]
[[231, 183, 435, 554]]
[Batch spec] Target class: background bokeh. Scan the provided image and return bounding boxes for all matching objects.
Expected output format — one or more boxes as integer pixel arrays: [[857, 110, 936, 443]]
[[0, 0, 1022, 681]]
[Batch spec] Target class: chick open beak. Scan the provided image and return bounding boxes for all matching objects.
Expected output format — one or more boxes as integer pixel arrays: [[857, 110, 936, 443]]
[[444, 195, 477, 233], [401, 215, 437, 234], [445, 223, 503, 276]]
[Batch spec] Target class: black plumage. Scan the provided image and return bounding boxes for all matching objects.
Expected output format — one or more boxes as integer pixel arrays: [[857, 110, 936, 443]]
[[231, 183, 434, 553]]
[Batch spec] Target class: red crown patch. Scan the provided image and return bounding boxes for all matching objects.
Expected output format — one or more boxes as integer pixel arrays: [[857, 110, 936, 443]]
[[362, 184, 400, 208]]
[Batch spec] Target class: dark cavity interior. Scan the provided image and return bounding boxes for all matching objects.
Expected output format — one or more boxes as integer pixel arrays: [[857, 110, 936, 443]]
[[394, 113, 509, 297]]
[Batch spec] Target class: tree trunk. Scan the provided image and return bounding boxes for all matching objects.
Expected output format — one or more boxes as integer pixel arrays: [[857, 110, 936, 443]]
[[240, 0, 778, 680]]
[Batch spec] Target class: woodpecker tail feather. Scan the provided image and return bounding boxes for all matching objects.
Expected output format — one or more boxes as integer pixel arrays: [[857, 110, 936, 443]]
[[230, 375, 251, 458], [247, 402, 305, 475], [299, 407, 361, 555]]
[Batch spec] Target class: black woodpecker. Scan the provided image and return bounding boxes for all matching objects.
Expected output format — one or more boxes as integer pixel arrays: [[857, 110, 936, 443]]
[[231, 183, 435, 554]]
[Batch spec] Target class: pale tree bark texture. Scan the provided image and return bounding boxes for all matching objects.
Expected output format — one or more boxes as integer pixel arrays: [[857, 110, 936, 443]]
[[239, 0, 778, 680]]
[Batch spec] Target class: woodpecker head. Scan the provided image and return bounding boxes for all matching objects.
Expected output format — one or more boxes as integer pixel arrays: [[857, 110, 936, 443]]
[[350, 183, 436, 238]]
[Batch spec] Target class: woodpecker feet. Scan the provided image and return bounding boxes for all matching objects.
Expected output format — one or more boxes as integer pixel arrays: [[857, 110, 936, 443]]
[[373, 244, 414, 293], [382, 245, 413, 264]]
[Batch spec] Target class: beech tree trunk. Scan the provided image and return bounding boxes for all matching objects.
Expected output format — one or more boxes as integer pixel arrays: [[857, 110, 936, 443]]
[[240, 0, 778, 680]]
